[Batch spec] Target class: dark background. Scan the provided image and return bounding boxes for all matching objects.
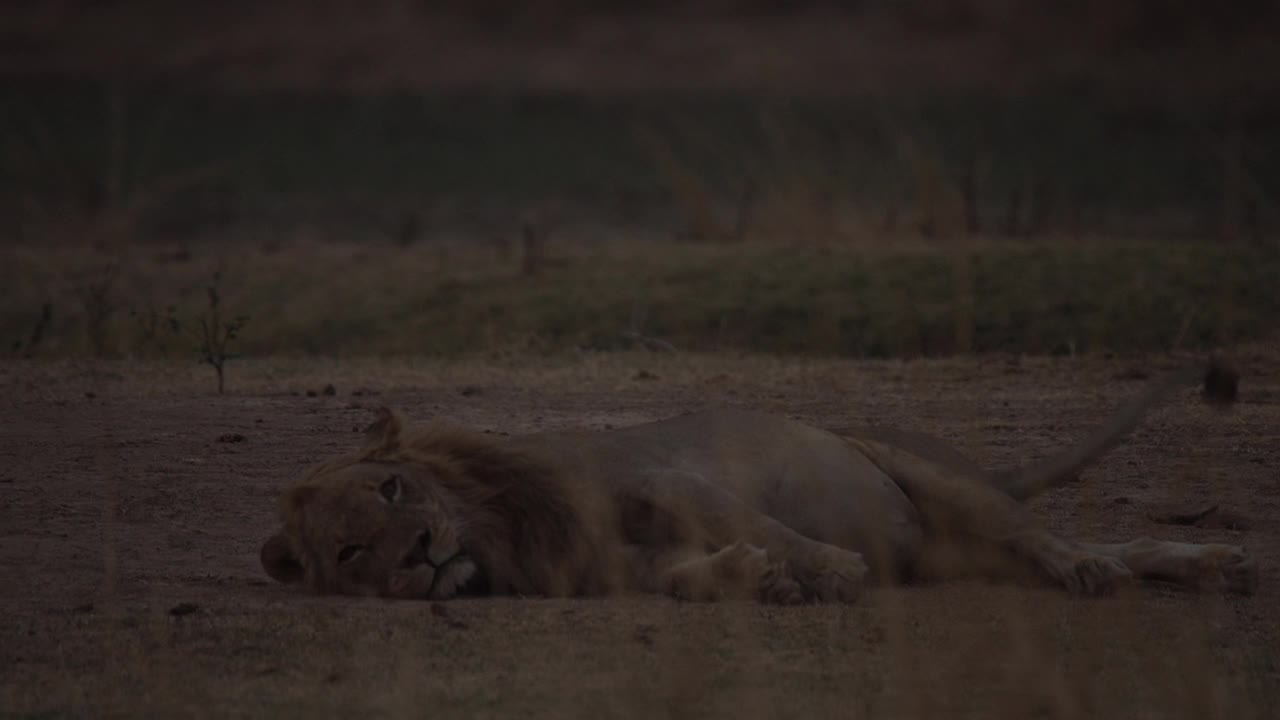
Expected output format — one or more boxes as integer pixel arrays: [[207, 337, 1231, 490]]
[[3, 1, 1278, 358]]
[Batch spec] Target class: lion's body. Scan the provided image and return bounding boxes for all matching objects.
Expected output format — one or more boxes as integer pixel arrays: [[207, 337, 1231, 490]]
[[261, 361, 1257, 603], [507, 410, 924, 580]]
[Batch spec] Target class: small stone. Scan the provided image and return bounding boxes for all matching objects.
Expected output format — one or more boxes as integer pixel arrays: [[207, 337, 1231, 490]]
[[1114, 367, 1150, 381], [1203, 356, 1239, 404], [169, 602, 199, 617]]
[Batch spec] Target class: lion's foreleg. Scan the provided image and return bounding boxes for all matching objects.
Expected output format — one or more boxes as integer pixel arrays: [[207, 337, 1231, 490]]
[[625, 542, 804, 604], [621, 469, 867, 603]]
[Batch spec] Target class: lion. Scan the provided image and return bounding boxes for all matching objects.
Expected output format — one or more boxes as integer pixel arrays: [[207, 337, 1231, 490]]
[[260, 359, 1257, 603]]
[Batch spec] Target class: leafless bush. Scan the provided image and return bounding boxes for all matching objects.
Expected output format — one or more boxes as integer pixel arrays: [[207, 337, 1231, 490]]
[[9, 302, 52, 357], [173, 271, 248, 394], [129, 304, 180, 357], [74, 263, 118, 356]]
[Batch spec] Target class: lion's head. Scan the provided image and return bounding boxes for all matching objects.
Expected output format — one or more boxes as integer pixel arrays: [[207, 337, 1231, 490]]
[[260, 408, 610, 600]]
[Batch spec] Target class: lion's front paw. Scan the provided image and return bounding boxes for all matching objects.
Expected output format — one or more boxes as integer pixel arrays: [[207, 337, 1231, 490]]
[[758, 561, 805, 605], [663, 542, 772, 602], [794, 544, 868, 604], [712, 541, 770, 578], [709, 542, 807, 604], [709, 541, 805, 605]]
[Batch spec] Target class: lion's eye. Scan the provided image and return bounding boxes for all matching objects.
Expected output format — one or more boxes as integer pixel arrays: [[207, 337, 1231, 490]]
[[337, 544, 365, 564], [379, 474, 402, 504]]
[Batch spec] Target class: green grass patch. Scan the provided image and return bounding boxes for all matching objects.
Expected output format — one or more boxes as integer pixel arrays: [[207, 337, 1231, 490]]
[[3, 240, 1275, 359]]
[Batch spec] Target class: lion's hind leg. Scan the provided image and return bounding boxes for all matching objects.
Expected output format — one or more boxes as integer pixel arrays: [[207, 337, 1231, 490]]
[[630, 542, 805, 604], [846, 437, 1132, 596], [1081, 539, 1257, 595]]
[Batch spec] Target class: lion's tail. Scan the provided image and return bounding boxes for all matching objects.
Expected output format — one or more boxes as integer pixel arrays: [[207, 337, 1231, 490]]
[[993, 356, 1238, 502]]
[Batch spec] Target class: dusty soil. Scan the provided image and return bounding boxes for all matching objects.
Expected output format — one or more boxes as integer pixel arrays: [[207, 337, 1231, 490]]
[[1, 352, 1277, 719]]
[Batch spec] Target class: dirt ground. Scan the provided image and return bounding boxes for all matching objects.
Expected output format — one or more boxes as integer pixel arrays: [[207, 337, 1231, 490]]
[[1, 351, 1277, 719]]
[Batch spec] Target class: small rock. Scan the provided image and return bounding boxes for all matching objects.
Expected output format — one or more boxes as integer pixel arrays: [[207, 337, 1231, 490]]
[[217, 433, 247, 443], [459, 385, 483, 397], [1113, 496, 1131, 505], [305, 390, 317, 398], [352, 387, 379, 397], [169, 602, 200, 617], [1149, 505, 1219, 526], [1203, 357, 1239, 404], [84, 391, 97, 399], [633, 370, 658, 381], [1115, 367, 1150, 381], [633, 623, 657, 647], [322, 384, 336, 396]]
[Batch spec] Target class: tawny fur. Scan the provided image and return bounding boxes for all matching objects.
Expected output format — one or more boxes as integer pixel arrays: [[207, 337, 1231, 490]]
[[261, 358, 1255, 603]]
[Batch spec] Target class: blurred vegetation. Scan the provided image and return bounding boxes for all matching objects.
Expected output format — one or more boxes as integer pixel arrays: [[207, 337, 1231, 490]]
[[3, 81, 1277, 243], [2, 2, 1277, 361]]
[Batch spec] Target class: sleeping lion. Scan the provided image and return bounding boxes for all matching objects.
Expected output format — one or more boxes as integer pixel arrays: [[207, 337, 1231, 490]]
[[260, 360, 1257, 603]]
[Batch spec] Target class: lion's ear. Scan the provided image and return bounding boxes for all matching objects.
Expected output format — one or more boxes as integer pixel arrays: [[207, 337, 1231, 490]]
[[363, 407, 404, 452], [280, 485, 318, 517], [260, 531, 305, 584]]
